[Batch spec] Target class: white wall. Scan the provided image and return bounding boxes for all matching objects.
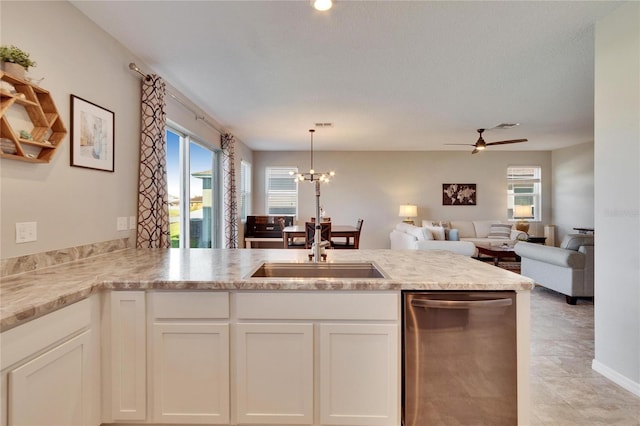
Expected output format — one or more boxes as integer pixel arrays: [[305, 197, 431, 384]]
[[0, 1, 249, 258], [551, 142, 595, 244], [253, 150, 552, 248], [593, 2, 640, 395], [1, 1, 140, 258]]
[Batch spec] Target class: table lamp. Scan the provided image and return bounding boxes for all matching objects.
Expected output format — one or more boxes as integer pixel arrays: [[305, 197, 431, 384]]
[[513, 205, 533, 233], [399, 204, 418, 225]]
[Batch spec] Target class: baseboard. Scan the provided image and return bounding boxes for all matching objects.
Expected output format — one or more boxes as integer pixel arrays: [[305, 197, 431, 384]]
[[592, 358, 640, 397]]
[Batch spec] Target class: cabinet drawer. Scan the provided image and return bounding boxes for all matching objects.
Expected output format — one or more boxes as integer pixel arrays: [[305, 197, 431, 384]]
[[150, 291, 229, 319], [235, 292, 399, 321], [1, 298, 91, 369]]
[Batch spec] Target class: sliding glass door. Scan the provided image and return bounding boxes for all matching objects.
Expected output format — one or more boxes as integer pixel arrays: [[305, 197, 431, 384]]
[[166, 127, 220, 248]]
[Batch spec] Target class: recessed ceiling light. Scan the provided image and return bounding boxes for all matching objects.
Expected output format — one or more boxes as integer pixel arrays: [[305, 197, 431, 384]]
[[313, 0, 332, 11]]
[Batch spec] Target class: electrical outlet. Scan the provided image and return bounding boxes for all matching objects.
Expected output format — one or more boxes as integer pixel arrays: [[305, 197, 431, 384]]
[[129, 216, 136, 230], [116, 217, 128, 231], [16, 222, 37, 243]]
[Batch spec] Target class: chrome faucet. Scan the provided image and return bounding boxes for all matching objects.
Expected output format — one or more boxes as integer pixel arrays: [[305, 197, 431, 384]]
[[311, 180, 326, 262]]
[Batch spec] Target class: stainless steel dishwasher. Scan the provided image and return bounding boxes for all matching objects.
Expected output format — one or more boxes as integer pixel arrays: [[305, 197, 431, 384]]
[[403, 291, 517, 425]]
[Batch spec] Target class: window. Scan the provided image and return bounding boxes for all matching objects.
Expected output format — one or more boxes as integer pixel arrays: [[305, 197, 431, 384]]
[[507, 166, 541, 222], [266, 166, 298, 215], [240, 160, 252, 222], [166, 126, 220, 248]]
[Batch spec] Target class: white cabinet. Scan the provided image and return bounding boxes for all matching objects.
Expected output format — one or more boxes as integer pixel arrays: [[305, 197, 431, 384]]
[[235, 292, 400, 426], [108, 291, 146, 421], [319, 324, 399, 426], [235, 323, 314, 424], [0, 297, 99, 426], [8, 331, 91, 426], [149, 292, 230, 424], [2, 290, 400, 426]]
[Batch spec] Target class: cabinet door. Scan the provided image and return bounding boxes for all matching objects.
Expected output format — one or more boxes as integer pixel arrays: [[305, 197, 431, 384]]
[[152, 322, 229, 424], [319, 324, 399, 426], [110, 291, 146, 421], [8, 331, 91, 426], [236, 323, 314, 424]]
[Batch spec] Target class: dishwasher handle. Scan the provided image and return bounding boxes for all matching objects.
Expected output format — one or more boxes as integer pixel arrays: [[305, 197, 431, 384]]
[[411, 297, 513, 310]]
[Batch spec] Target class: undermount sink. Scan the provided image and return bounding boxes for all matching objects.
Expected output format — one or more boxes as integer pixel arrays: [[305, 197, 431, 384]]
[[248, 262, 388, 279]]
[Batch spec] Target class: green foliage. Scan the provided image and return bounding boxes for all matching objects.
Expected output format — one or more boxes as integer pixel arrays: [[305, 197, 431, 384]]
[[0, 45, 36, 70]]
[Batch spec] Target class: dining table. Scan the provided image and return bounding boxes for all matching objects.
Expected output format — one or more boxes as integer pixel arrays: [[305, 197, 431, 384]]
[[282, 224, 359, 249]]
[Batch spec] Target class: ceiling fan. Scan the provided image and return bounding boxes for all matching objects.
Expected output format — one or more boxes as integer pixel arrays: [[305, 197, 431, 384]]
[[447, 128, 528, 154]]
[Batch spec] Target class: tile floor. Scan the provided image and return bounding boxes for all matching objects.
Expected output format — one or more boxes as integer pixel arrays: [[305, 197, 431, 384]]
[[530, 286, 640, 425]]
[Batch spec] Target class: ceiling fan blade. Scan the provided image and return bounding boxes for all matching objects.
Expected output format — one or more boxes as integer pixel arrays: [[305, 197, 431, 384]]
[[444, 143, 477, 146], [471, 148, 479, 154], [485, 138, 528, 146]]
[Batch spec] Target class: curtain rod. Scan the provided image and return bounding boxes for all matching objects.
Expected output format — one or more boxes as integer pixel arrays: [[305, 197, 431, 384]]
[[128, 62, 223, 134]]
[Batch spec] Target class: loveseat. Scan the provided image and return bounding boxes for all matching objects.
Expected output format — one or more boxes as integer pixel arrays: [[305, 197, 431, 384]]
[[514, 234, 594, 304], [389, 223, 476, 256]]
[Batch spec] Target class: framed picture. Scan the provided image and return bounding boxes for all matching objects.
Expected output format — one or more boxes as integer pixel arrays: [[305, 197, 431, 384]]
[[70, 95, 114, 172], [443, 183, 477, 205]]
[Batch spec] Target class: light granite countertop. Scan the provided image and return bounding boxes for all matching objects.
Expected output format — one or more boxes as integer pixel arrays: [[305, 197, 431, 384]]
[[0, 248, 533, 332]]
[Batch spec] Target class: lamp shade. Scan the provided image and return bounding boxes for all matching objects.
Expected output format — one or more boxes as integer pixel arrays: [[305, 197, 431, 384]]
[[399, 204, 418, 218], [514, 205, 533, 219]]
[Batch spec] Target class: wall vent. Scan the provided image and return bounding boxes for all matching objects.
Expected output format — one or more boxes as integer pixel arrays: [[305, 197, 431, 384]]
[[315, 123, 333, 128]]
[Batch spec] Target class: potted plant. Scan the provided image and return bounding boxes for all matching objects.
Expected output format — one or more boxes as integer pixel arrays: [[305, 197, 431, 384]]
[[0, 45, 36, 79]]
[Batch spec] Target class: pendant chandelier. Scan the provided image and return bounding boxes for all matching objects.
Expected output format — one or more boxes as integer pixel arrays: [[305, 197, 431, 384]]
[[291, 129, 335, 183]]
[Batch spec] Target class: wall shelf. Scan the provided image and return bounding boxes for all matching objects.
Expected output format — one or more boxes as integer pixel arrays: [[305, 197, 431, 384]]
[[0, 71, 67, 164]]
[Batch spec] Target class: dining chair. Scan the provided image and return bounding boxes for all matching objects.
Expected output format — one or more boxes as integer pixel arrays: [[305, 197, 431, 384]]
[[279, 218, 305, 249], [333, 218, 363, 249], [310, 217, 331, 223], [305, 221, 332, 249]]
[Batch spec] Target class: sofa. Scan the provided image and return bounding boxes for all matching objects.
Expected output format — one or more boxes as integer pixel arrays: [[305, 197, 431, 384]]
[[389, 223, 476, 256], [514, 234, 594, 304], [422, 220, 528, 246]]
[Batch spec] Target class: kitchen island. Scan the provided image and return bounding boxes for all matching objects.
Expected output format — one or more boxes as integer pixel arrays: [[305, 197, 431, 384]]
[[0, 248, 533, 426]]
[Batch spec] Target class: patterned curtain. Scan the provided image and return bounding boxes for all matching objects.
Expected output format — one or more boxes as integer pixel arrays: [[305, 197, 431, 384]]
[[222, 133, 238, 248], [136, 74, 171, 248]]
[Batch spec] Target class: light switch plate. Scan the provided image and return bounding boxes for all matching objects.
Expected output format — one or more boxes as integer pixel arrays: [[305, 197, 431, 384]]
[[16, 222, 37, 243], [116, 217, 128, 231], [129, 216, 136, 230]]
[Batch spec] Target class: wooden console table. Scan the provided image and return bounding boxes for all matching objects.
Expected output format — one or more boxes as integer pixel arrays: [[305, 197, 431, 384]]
[[244, 237, 283, 248]]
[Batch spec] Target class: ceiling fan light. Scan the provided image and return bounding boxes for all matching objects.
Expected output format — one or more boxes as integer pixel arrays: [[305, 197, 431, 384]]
[[313, 0, 332, 11], [476, 145, 486, 151]]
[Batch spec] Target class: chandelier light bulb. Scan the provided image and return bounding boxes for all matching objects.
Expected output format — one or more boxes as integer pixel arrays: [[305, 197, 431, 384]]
[[313, 0, 332, 11]]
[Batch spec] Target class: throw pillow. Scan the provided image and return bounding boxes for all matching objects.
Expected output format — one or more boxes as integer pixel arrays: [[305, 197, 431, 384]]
[[487, 223, 512, 239], [396, 223, 417, 233], [424, 225, 446, 241], [405, 225, 434, 241], [448, 228, 460, 241], [423, 227, 435, 240]]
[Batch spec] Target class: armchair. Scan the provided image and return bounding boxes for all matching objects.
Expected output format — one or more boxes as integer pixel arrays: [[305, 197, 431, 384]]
[[514, 234, 594, 304]]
